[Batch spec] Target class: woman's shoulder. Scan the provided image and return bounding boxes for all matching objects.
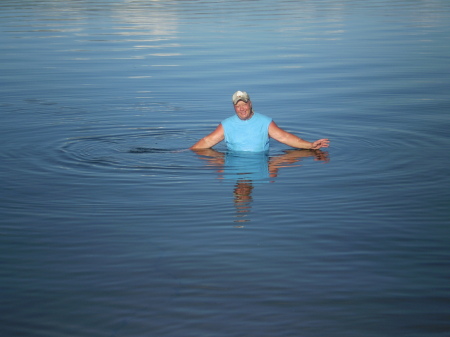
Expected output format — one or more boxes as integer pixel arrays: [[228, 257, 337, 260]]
[[221, 114, 239, 125], [254, 112, 272, 123]]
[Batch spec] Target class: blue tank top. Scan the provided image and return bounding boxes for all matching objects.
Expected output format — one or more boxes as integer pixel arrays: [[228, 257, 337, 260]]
[[221, 112, 272, 152]]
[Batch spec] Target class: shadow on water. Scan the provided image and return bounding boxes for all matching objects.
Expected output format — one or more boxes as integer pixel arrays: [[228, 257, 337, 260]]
[[192, 149, 330, 226], [128, 147, 176, 154]]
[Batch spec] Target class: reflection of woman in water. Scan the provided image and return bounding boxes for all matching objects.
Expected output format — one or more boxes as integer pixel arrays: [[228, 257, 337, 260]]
[[233, 180, 254, 223], [192, 148, 329, 224]]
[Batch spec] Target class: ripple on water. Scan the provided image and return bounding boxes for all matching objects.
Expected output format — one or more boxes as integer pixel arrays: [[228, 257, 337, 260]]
[[57, 128, 196, 176], [301, 119, 449, 220]]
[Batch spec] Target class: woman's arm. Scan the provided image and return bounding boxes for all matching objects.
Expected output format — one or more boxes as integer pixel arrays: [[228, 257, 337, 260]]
[[268, 121, 329, 149], [190, 124, 225, 149]]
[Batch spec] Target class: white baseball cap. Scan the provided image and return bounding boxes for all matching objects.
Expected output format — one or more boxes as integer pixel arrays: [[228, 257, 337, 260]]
[[232, 90, 250, 105]]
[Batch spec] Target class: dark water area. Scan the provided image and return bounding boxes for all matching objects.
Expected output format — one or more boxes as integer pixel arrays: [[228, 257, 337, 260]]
[[1, 1, 449, 336]]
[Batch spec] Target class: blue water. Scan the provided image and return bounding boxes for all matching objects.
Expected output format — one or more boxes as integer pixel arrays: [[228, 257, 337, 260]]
[[1, 1, 449, 336]]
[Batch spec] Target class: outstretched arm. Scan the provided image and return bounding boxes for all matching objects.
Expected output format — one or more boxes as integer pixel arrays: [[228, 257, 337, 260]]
[[268, 121, 329, 150], [190, 124, 225, 150]]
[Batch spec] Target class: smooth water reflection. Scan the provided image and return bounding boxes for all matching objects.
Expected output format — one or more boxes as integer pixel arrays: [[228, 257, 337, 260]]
[[1, 0, 450, 336], [193, 149, 329, 224]]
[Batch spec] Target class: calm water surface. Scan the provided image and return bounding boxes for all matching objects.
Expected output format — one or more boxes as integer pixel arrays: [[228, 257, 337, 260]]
[[1, 1, 449, 336]]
